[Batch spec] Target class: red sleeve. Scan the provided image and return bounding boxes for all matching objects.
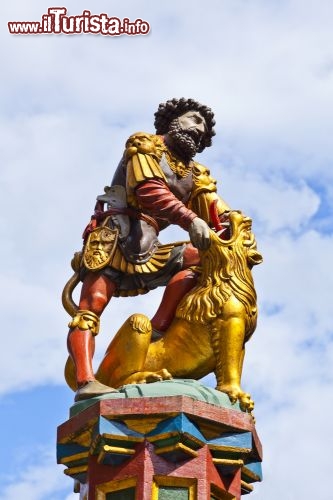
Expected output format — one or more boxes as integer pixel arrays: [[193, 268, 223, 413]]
[[135, 179, 197, 231]]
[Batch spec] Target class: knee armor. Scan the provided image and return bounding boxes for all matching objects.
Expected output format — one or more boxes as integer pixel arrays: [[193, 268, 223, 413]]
[[68, 310, 100, 336]]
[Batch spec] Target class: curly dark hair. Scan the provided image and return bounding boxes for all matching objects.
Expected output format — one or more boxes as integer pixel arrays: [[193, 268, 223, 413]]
[[154, 98, 216, 150]]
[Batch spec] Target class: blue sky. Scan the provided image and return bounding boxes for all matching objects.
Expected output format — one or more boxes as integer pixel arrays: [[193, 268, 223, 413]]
[[1, 0, 333, 498]]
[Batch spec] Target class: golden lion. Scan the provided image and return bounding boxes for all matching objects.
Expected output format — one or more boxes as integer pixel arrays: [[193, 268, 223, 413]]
[[94, 211, 262, 413]]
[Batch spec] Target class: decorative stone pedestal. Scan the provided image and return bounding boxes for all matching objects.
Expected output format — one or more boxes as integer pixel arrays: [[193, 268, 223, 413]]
[[57, 380, 262, 499]]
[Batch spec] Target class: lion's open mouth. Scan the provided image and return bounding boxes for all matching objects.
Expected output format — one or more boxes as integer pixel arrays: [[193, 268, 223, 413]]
[[216, 211, 253, 242], [217, 221, 231, 240]]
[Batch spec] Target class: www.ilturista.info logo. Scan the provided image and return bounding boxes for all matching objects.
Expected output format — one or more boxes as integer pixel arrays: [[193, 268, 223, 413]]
[[8, 7, 150, 36]]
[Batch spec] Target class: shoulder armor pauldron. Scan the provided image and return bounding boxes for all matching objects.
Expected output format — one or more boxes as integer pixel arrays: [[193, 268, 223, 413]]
[[125, 133, 167, 200], [125, 132, 165, 162]]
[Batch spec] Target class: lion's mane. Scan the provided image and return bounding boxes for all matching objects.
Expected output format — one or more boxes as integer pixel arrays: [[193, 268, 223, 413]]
[[176, 223, 260, 339]]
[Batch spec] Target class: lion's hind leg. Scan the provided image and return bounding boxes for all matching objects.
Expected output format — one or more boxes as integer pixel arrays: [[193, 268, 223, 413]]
[[96, 313, 152, 387], [97, 314, 173, 388]]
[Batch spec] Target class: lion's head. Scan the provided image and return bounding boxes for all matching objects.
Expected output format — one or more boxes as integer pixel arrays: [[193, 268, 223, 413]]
[[176, 211, 263, 337]]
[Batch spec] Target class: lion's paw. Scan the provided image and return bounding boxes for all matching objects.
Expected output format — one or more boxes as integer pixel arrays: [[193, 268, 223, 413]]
[[239, 392, 255, 413], [216, 384, 255, 414], [123, 369, 172, 385], [146, 368, 172, 383]]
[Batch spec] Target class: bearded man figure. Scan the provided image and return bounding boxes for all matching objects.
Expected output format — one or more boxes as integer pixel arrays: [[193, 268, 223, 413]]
[[65, 98, 230, 401]]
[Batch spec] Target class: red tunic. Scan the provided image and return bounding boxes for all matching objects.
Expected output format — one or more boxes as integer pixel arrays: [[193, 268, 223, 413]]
[[135, 178, 197, 231]]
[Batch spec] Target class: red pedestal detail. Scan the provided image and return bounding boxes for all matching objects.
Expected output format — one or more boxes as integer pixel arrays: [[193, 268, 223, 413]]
[[57, 395, 262, 499]]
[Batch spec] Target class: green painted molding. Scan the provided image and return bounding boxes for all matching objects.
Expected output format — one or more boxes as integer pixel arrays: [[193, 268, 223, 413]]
[[70, 379, 241, 417]]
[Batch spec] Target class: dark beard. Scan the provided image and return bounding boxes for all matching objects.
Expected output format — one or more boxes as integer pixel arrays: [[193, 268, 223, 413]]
[[167, 119, 203, 161]]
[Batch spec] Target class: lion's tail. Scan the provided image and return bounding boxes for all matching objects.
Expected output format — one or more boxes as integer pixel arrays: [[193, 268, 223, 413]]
[[62, 252, 82, 391]]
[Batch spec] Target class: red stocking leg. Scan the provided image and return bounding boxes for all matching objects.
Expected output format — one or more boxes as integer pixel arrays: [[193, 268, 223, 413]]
[[151, 268, 198, 332], [67, 273, 117, 398]]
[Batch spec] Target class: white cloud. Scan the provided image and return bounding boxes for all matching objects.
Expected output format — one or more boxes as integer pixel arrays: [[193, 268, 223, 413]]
[[258, 230, 333, 333], [249, 379, 333, 499], [2, 449, 74, 500], [2, 0, 333, 175], [242, 228, 333, 498], [210, 165, 321, 234]]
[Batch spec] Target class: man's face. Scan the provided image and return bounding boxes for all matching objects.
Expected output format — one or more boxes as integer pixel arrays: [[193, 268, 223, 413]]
[[84, 228, 116, 269], [167, 110, 207, 161], [178, 111, 207, 137]]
